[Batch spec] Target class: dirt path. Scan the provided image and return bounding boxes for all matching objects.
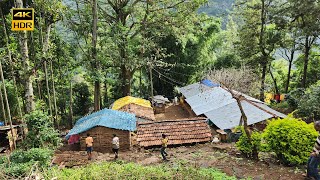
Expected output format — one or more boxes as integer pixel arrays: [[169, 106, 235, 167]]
[[53, 143, 305, 179]]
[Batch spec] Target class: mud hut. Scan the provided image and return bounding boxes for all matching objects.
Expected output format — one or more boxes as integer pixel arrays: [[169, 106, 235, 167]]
[[112, 96, 156, 121], [66, 109, 136, 152]]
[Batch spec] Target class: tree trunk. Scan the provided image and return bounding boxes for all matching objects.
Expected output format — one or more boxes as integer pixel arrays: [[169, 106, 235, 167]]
[[121, 65, 132, 96], [69, 80, 73, 129], [0, 58, 16, 149], [104, 81, 108, 106], [285, 50, 294, 93], [43, 24, 53, 120], [94, 81, 101, 111], [258, 0, 267, 102], [235, 96, 258, 159], [149, 65, 153, 97], [302, 36, 310, 88], [92, 0, 100, 111], [0, 84, 7, 125], [259, 61, 267, 101], [50, 61, 59, 128], [16, 0, 35, 113], [269, 65, 279, 95], [140, 68, 142, 97], [1, 7, 23, 119], [44, 61, 53, 118]]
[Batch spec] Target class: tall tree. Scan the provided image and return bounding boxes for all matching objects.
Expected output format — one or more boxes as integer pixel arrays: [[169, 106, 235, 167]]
[[236, 0, 280, 101], [15, 0, 35, 113], [92, 0, 100, 111]]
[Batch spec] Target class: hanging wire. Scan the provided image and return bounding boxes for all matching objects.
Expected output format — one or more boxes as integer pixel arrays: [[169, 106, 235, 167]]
[[152, 67, 185, 86]]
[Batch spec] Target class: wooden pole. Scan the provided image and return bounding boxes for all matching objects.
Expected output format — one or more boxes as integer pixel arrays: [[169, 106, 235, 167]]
[[0, 58, 16, 149], [149, 64, 153, 97], [0, 84, 7, 125]]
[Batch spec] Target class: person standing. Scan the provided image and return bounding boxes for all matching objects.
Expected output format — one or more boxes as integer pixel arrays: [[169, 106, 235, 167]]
[[112, 134, 119, 159], [161, 134, 169, 161], [85, 133, 93, 160], [307, 121, 320, 180]]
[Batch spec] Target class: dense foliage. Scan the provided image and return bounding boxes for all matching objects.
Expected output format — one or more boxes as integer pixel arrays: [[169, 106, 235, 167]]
[[263, 116, 317, 165], [0, 148, 53, 177], [235, 127, 263, 158], [21, 110, 61, 149], [44, 161, 238, 180]]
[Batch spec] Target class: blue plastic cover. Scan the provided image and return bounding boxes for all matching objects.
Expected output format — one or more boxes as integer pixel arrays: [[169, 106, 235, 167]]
[[201, 79, 220, 87], [66, 108, 136, 140], [0, 122, 4, 126]]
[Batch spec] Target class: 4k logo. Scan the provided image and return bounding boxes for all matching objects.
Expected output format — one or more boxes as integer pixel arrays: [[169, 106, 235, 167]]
[[12, 8, 34, 31]]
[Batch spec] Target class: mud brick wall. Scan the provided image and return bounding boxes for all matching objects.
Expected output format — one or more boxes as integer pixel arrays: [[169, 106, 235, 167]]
[[119, 104, 155, 121], [79, 126, 131, 153]]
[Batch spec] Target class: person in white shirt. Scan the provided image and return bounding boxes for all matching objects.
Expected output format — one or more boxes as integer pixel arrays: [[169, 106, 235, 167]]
[[112, 134, 119, 159]]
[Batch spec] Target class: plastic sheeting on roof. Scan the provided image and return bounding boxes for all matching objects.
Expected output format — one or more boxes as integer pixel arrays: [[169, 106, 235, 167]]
[[66, 109, 136, 139], [205, 101, 274, 130], [178, 83, 211, 98], [112, 96, 152, 110], [200, 79, 220, 88]]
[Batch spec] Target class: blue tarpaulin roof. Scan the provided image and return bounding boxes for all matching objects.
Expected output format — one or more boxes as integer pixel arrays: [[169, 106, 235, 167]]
[[201, 79, 220, 88], [66, 109, 136, 139]]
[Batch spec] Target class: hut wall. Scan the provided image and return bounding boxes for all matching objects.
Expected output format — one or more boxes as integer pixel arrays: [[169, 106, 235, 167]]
[[120, 104, 155, 120], [79, 127, 131, 153]]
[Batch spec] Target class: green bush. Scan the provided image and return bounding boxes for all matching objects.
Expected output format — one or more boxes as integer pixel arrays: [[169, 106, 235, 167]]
[[21, 110, 61, 149], [1, 148, 53, 177], [235, 126, 263, 157], [263, 115, 318, 165]]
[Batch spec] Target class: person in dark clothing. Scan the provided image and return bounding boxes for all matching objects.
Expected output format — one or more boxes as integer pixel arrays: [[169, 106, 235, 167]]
[[161, 134, 168, 161], [307, 121, 320, 180]]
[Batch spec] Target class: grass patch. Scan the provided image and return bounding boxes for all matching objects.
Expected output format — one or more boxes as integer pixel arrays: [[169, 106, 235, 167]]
[[44, 161, 239, 180]]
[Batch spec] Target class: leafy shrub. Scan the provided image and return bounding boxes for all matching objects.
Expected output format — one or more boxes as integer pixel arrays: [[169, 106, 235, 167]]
[[296, 81, 320, 121], [235, 126, 263, 157], [1, 148, 53, 177], [263, 115, 317, 165], [21, 110, 61, 149]]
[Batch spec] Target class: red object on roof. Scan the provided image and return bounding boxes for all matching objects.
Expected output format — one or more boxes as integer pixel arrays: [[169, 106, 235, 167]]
[[137, 118, 212, 147]]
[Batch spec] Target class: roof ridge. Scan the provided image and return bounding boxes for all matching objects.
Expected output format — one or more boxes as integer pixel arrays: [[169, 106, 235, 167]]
[[138, 118, 207, 125]]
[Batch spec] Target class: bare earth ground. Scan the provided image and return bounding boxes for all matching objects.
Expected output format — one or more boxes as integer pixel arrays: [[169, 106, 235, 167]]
[[154, 104, 192, 120], [53, 143, 305, 180]]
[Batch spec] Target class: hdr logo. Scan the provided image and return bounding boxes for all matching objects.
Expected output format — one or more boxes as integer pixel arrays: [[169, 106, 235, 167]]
[[11, 8, 34, 31]]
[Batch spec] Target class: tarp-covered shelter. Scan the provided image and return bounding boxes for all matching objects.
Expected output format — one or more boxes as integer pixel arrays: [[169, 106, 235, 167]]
[[178, 80, 286, 130], [112, 96, 155, 121], [66, 109, 136, 152], [137, 118, 212, 147]]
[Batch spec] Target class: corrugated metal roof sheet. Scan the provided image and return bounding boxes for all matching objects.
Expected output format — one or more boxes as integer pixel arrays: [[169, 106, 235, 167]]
[[178, 83, 211, 98], [251, 102, 286, 118], [205, 100, 274, 129], [137, 118, 212, 147], [185, 87, 235, 115], [66, 109, 136, 139], [179, 81, 287, 130]]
